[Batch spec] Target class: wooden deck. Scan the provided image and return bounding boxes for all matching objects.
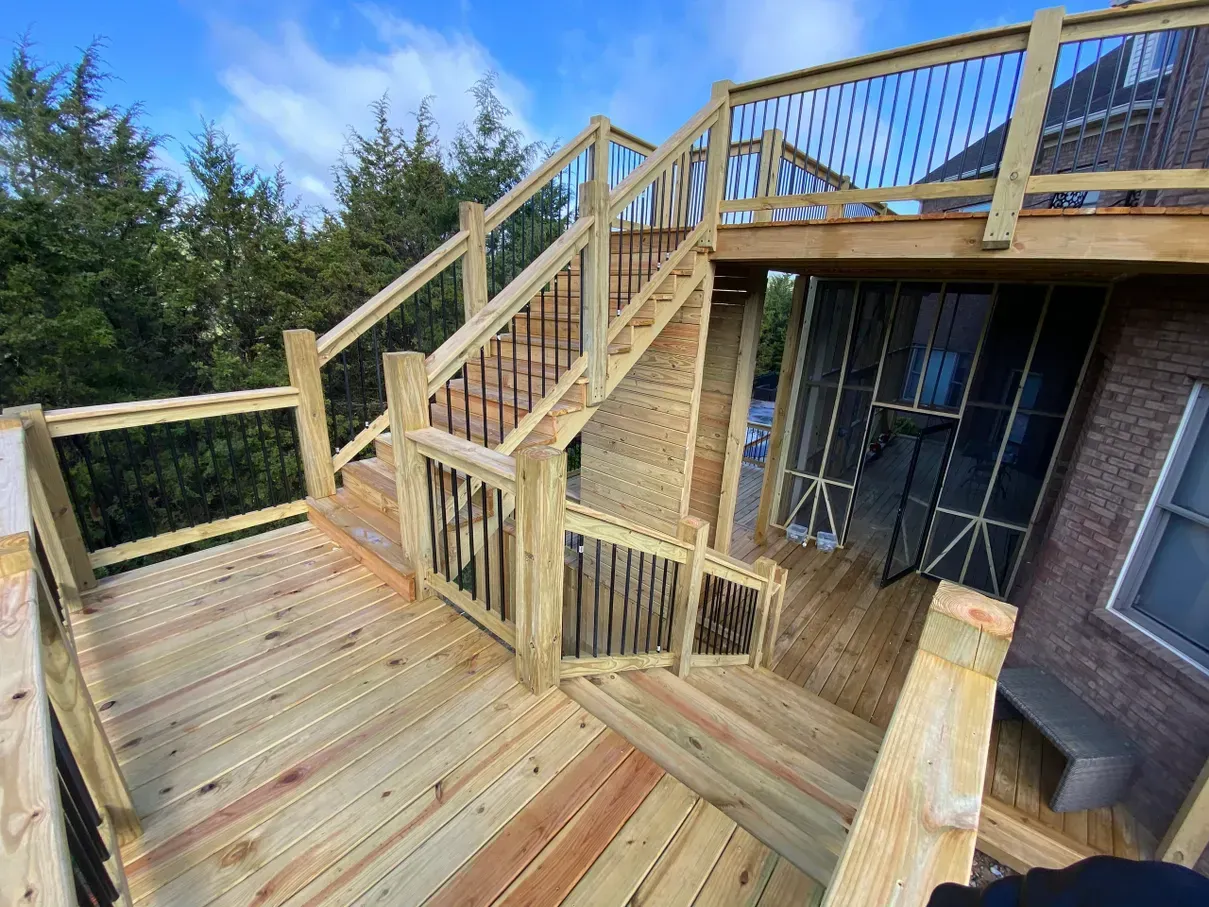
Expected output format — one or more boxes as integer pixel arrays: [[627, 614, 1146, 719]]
[[74, 523, 821, 906], [729, 462, 1156, 871]]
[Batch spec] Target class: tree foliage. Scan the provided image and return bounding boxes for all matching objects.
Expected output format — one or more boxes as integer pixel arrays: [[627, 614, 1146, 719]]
[[756, 272, 797, 376], [0, 45, 540, 411]]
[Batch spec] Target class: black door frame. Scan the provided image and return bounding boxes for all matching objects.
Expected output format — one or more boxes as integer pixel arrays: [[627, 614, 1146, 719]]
[[880, 419, 958, 587]]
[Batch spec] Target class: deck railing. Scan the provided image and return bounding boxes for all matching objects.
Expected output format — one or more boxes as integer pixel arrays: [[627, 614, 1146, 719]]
[[0, 417, 138, 905], [743, 421, 772, 465], [717, 1, 1209, 247], [5, 388, 310, 575]]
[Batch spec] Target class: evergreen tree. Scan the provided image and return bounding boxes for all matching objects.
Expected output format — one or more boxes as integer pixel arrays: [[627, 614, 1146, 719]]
[[0, 41, 183, 407], [756, 272, 796, 376], [169, 123, 315, 391]]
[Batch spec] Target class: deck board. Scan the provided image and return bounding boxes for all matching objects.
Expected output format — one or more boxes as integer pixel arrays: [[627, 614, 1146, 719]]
[[78, 527, 812, 905], [730, 460, 1157, 871]]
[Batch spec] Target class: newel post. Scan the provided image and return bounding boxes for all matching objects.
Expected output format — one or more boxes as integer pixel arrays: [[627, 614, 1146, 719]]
[[384, 352, 433, 600], [748, 556, 779, 668], [671, 516, 710, 677], [283, 329, 337, 499], [579, 179, 611, 406], [460, 201, 489, 320], [702, 80, 734, 249], [514, 446, 567, 693], [982, 6, 1065, 250]]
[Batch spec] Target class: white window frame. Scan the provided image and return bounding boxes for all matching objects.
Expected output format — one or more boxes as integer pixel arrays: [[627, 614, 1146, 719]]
[[1108, 382, 1209, 673]]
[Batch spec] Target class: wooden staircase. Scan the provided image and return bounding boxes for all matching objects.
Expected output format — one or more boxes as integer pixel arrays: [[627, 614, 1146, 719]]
[[307, 232, 713, 597], [564, 663, 884, 886]]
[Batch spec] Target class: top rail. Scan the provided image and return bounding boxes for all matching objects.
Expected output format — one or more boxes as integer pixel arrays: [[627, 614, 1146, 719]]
[[407, 426, 517, 494], [609, 95, 727, 219], [703, 547, 766, 589], [608, 125, 657, 156], [43, 386, 299, 437], [565, 500, 691, 564], [318, 119, 607, 367], [729, 1, 1209, 106], [424, 215, 594, 394]]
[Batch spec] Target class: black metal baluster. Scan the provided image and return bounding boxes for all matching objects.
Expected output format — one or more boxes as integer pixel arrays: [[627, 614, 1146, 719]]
[[644, 553, 657, 653], [252, 412, 279, 507], [606, 543, 618, 656], [98, 432, 137, 542], [593, 538, 603, 657], [480, 480, 492, 612], [426, 459, 440, 574], [183, 422, 212, 524], [575, 535, 584, 656], [143, 426, 176, 532], [236, 413, 264, 510], [437, 459, 452, 580], [497, 487, 508, 621], [632, 552, 645, 654]]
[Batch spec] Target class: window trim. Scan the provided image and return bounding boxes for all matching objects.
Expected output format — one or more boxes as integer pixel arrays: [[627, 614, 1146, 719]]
[[1107, 382, 1209, 673]]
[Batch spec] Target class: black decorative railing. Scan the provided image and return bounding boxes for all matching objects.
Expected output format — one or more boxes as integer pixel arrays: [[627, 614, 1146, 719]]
[[562, 529, 681, 659], [324, 259, 465, 454], [743, 422, 772, 466], [424, 455, 511, 622], [53, 410, 304, 558], [694, 572, 760, 655], [51, 706, 121, 906]]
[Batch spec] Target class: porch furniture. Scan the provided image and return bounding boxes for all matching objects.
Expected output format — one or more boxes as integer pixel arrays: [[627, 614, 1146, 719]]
[[997, 667, 1139, 813]]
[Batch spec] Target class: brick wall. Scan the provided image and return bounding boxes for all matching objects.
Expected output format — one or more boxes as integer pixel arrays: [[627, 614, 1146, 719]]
[[1010, 274, 1209, 865]]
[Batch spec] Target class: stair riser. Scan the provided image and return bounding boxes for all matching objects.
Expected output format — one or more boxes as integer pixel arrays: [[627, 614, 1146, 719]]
[[306, 504, 416, 601]]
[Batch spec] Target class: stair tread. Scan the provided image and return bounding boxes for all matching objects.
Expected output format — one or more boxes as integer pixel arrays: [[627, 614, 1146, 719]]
[[563, 666, 862, 883], [307, 490, 416, 599]]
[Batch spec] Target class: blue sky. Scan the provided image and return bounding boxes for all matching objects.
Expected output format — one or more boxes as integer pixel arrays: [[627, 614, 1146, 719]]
[[6, 0, 1108, 207]]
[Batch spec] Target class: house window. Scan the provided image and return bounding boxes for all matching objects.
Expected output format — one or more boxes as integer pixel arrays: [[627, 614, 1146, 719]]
[[1123, 30, 1176, 87], [1111, 383, 1209, 670]]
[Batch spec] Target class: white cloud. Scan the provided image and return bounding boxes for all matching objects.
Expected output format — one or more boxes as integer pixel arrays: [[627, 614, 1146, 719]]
[[207, 6, 537, 208], [199, 0, 870, 207]]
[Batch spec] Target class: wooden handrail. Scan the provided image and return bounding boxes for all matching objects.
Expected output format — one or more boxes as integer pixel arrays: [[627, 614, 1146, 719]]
[[703, 548, 766, 590], [565, 501, 691, 564], [609, 96, 726, 219], [406, 426, 517, 494], [484, 121, 601, 232], [44, 386, 298, 437], [821, 582, 1016, 907], [607, 125, 656, 156], [425, 215, 594, 394], [317, 230, 470, 365]]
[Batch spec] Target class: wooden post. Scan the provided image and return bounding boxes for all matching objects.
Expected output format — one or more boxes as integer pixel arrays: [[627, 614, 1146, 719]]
[[590, 114, 611, 184], [459, 201, 488, 320], [825, 175, 851, 220], [514, 446, 567, 694], [580, 180, 611, 406], [28, 466, 82, 618], [670, 516, 710, 677], [3, 404, 95, 592], [715, 270, 767, 554], [283, 329, 337, 499], [763, 565, 788, 669], [748, 556, 778, 667], [384, 352, 433, 600], [755, 275, 809, 545], [702, 80, 734, 249], [753, 129, 784, 223], [1159, 757, 1209, 867], [982, 6, 1065, 250]]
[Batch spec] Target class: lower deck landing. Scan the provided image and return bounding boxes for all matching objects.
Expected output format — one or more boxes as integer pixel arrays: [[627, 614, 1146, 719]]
[[75, 526, 817, 906]]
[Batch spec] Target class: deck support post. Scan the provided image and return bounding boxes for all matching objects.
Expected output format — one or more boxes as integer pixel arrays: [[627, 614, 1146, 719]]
[[459, 201, 489, 320], [671, 516, 710, 677], [580, 179, 611, 405], [982, 6, 1064, 250], [755, 274, 809, 545], [384, 352, 433, 600], [715, 271, 767, 553], [283, 329, 337, 499], [515, 446, 567, 693]]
